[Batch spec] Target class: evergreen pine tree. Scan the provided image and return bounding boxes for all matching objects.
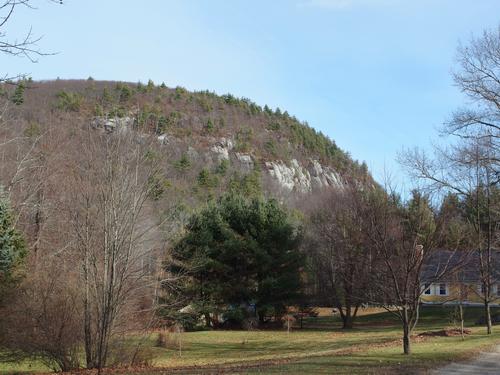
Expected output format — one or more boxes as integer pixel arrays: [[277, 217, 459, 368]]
[[11, 82, 25, 105], [0, 192, 26, 299]]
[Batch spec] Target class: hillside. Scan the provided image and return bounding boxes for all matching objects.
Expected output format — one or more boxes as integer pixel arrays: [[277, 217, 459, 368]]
[[0, 79, 371, 205]]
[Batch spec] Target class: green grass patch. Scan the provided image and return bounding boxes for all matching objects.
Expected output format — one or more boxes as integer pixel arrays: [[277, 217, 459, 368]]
[[253, 327, 500, 374], [0, 359, 48, 375], [2, 306, 500, 374]]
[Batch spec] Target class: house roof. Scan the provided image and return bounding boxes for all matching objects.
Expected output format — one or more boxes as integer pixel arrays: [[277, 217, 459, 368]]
[[421, 249, 500, 283]]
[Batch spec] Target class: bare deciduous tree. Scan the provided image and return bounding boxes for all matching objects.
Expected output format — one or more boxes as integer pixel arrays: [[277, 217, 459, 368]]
[[307, 184, 375, 329], [366, 187, 465, 354], [70, 129, 165, 372], [401, 137, 498, 334], [445, 25, 500, 178], [400, 25, 500, 335], [0, 263, 82, 372]]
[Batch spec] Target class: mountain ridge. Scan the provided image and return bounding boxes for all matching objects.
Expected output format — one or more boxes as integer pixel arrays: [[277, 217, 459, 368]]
[[1, 78, 372, 200]]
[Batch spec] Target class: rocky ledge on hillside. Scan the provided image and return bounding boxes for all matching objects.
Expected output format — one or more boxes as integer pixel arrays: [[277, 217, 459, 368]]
[[89, 116, 344, 193], [264, 159, 343, 193], [208, 139, 342, 193], [206, 138, 343, 193]]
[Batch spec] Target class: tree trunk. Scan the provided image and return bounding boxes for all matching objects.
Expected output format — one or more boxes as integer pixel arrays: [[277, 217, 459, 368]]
[[459, 303, 464, 340], [342, 311, 353, 329], [402, 307, 411, 355], [257, 309, 266, 325], [485, 300, 492, 335], [403, 324, 411, 355], [205, 313, 211, 327]]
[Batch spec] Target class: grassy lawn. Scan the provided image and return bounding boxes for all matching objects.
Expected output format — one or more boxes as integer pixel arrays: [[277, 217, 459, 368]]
[[2, 306, 500, 374], [246, 327, 500, 374], [0, 360, 48, 375]]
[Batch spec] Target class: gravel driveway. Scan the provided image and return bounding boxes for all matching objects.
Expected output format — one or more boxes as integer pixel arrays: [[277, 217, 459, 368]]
[[431, 345, 500, 374]]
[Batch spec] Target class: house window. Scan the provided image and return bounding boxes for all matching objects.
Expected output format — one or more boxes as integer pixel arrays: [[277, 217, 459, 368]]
[[496, 285, 500, 297], [423, 283, 432, 295], [479, 284, 486, 296], [438, 283, 447, 296]]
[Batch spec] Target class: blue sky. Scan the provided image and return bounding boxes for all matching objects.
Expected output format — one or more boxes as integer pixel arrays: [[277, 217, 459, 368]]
[[3, 0, 500, 185]]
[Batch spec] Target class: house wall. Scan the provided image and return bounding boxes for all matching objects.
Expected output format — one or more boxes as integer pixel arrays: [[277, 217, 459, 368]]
[[421, 282, 500, 305]]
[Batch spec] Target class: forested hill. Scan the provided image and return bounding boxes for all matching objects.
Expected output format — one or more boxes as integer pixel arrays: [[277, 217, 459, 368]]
[[1, 79, 371, 202]]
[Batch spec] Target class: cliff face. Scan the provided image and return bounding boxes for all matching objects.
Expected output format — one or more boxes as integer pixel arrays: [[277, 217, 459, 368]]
[[91, 114, 345, 194], [3, 79, 370, 202], [265, 159, 343, 193]]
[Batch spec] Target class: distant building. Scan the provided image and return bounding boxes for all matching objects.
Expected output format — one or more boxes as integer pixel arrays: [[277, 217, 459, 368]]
[[421, 250, 500, 306]]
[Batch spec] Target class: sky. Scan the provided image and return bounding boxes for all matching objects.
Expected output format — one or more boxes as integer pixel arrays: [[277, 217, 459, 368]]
[[3, 0, 500, 186]]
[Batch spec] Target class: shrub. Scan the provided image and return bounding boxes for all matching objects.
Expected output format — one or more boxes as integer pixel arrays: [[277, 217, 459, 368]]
[[101, 87, 113, 105], [197, 169, 218, 188], [94, 104, 104, 116], [156, 329, 183, 349], [157, 115, 168, 134], [198, 97, 213, 112], [0, 273, 82, 372], [136, 81, 147, 93], [174, 154, 191, 173], [116, 83, 133, 102], [221, 93, 239, 105], [249, 102, 261, 115], [108, 106, 127, 118], [108, 341, 154, 367], [147, 175, 169, 200], [205, 118, 214, 133], [235, 127, 253, 152], [56, 90, 82, 112], [174, 86, 187, 100], [215, 159, 229, 175], [23, 122, 41, 138], [222, 307, 249, 329], [267, 122, 281, 131], [264, 140, 277, 156]]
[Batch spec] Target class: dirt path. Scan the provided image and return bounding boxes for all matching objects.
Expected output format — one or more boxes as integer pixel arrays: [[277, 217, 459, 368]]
[[431, 345, 500, 375]]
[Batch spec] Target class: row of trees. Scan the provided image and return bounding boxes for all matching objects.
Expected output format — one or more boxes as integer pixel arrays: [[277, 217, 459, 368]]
[[306, 183, 496, 354], [318, 185, 449, 353], [0, 122, 166, 371], [164, 179, 494, 356], [304, 26, 500, 352]]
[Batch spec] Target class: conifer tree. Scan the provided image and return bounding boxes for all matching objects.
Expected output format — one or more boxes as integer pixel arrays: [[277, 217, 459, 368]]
[[10, 82, 25, 105], [0, 192, 26, 300]]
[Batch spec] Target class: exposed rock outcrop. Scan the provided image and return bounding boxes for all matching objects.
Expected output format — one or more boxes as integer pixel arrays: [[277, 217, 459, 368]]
[[235, 153, 254, 171], [265, 159, 343, 193], [206, 138, 343, 193], [210, 138, 233, 161], [91, 116, 134, 133]]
